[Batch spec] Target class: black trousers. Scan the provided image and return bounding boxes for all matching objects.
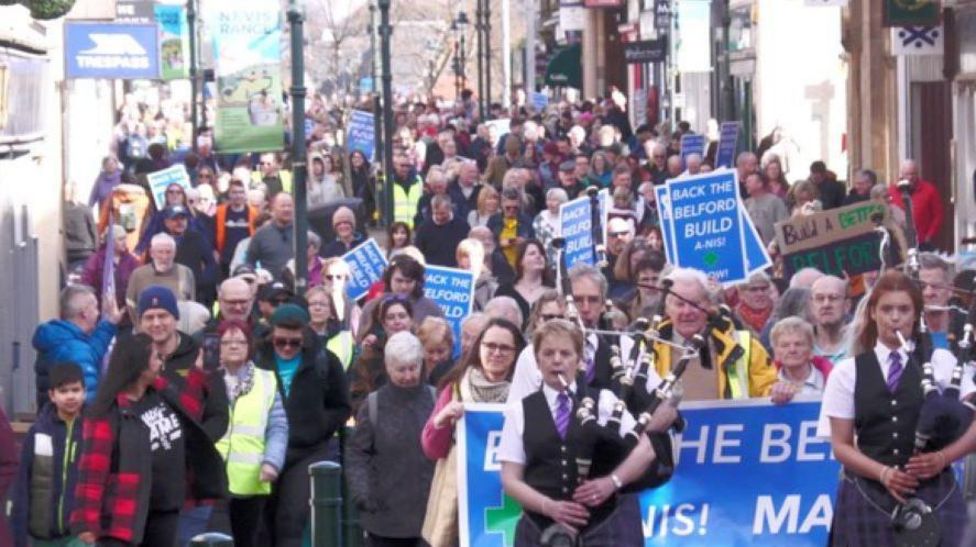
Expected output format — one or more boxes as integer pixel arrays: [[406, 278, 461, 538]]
[[264, 446, 330, 547], [230, 496, 266, 547], [97, 509, 180, 547]]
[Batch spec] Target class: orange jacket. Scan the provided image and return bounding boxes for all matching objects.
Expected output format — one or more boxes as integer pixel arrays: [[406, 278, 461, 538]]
[[215, 204, 258, 253]]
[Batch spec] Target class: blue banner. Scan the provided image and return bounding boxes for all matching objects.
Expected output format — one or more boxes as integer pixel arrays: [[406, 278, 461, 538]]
[[665, 171, 748, 284], [680, 133, 706, 165], [342, 238, 388, 301], [558, 197, 594, 268], [423, 265, 475, 358], [458, 399, 839, 547], [715, 122, 740, 169], [654, 185, 675, 265], [348, 110, 376, 162], [65, 23, 160, 80], [742, 203, 773, 274], [530, 92, 549, 112]]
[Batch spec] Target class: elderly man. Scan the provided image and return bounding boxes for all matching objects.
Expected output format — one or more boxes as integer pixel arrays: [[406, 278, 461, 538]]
[[735, 151, 759, 199], [414, 166, 454, 227], [32, 285, 121, 406], [483, 296, 524, 329], [127, 232, 196, 317], [193, 277, 256, 369], [809, 275, 850, 364], [643, 141, 669, 185], [415, 195, 470, 267], [163, 204, 217, 305], [651, 268, 776, 400], [448, 160, 482, 221], [888, 159, 944, 249], [685, 153, 704, 176], [246, 192, 295, 279], [919, 253, 958, 349], [556, 159, 583, 199]]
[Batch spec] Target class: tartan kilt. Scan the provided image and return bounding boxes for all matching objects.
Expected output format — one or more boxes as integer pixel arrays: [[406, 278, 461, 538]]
[[513, 494, 643, 547], [831, 469, 967, 546]]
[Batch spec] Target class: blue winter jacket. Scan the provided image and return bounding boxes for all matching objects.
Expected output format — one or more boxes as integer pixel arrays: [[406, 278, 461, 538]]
[[32, 319, 116, 405], [9, 403, 83, 546]]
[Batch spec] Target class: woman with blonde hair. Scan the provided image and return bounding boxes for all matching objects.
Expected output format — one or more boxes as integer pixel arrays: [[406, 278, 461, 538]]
[[417, 316, 455, 386], [456, 237, 497, 311], [468, 185, 500, 228]]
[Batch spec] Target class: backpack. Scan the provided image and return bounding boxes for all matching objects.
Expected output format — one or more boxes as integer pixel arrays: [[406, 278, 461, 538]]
[[367, 385, 437, 425]]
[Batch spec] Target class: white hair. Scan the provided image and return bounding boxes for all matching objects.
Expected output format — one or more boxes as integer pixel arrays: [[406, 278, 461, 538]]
[[665, 267, 710, 294], [150, 232, 176, 250], [484, 296, 524, 327], [385, 331, 424, 368]]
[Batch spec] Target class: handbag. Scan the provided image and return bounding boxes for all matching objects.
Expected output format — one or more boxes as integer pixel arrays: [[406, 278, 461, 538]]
[[421, 444, 460, 547]]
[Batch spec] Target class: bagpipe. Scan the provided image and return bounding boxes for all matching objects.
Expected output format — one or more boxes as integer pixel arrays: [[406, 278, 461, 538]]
[[882, 181, 976, 544]]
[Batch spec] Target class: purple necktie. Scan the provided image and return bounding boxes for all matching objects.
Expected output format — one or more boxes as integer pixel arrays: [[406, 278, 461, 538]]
[[887, 352, 903, 393], [555, 392, 571, 439]]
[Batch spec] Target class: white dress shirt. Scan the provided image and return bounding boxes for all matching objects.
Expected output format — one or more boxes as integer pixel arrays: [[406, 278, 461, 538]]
[[497, 382, 638, 465]]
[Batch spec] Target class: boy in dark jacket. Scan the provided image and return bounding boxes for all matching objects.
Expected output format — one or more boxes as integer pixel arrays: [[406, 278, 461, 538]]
[[11, 363, 86, 547]]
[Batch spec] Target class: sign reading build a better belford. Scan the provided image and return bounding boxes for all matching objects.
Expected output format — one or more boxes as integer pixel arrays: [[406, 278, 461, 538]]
[[774, 201, 888, 277]]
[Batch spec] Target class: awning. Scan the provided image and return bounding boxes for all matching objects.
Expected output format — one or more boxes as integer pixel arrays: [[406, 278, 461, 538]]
[[544, 43, 581, 89]]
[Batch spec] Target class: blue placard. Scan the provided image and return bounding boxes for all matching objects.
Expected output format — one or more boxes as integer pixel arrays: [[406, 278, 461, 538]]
[[558, 197, 594, 268], [679, 133, 706, 164], [304, 118, 315, 137], [715, 122, 740, 169], [654, 185, 675, 265], [348, 110, 376, 161], [359, 76, 374, 94], [342, 238, 387, 301], [530, 92, 549, 112], [424, 265, 475, 359], [458, 399, 839, 547], [742, 205, 773, 274], [665, 171, 748, 284], [65, 22, 160, 80]]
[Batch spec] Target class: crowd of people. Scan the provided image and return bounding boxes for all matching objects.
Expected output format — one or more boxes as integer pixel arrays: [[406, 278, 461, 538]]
[[3, 85, 971, 547]]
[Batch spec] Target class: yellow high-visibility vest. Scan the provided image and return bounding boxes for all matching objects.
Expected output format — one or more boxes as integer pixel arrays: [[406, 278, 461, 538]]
[[216, 367, 277, 496], [725, 330, 754, 400], [393, 182, 424, 228]]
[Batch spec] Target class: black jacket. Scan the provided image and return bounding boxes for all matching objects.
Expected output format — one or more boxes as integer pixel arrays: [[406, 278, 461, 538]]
[[414, 216, 469, 267], [172, 229, 217, 289], [256, 337, 351, 466]]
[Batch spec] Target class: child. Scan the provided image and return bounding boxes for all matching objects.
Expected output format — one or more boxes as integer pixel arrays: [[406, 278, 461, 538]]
[[11, 362, 86, 547]]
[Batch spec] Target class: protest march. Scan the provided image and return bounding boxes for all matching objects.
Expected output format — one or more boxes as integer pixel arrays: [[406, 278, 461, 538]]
[[5, 2, 976, 546]]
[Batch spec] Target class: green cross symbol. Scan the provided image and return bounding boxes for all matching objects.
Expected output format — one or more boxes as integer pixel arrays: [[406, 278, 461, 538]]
[[485, 493, 522, 546]]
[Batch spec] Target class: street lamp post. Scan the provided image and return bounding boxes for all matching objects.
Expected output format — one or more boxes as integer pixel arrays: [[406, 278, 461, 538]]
[[187, 0, 198, 152], [456, 11, 469, 95], [451, 19, 461, 99], [288, 0, 308, 296], [483, 0, 492, 111], [475, 1, 485, 120], [378, 0, 395, 227]]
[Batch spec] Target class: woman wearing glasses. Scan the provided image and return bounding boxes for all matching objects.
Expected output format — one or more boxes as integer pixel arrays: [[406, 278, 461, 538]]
[[421, 318, 525, 546], [215, 320, 288, 547], [349, 296, 416, 412], [255, 304, 350, 547]]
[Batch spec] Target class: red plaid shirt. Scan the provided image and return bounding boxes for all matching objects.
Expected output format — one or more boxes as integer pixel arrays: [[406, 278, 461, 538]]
[[70, 368, 210, 541]]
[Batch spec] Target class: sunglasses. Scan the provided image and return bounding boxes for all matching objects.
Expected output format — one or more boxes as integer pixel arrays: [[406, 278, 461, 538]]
[[273, 337, 303, 349]]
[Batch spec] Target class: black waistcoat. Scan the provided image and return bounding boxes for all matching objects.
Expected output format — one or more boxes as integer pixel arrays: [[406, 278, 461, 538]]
[[521, 389, 616, 528], [853, 350, 923, 467]]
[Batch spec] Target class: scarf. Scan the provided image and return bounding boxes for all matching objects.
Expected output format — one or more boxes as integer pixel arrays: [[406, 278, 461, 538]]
[[223, 361, 256, 402], [465, 367, 510, 403], [736, 302, 772, 334]]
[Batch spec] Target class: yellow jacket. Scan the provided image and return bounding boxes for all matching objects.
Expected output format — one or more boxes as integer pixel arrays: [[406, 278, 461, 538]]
[[650, 319, 777, 399]]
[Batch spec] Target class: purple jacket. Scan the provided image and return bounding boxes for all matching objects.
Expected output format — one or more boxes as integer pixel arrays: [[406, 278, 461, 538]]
[[80, 244, 140, 309]]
